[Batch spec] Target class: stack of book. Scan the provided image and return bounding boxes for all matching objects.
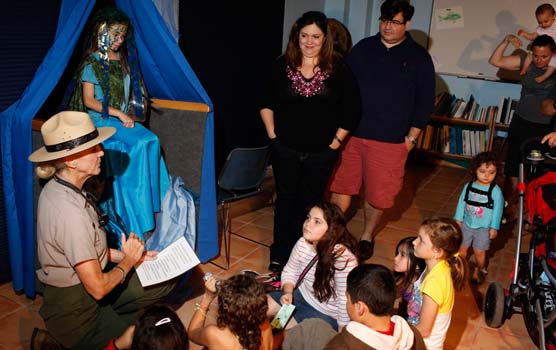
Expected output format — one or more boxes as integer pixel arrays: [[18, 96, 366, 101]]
[[494, 96, 517, 126], [434, 91, 505, 123], [420, 92, 512, 158], [419, 125, 488, 157]]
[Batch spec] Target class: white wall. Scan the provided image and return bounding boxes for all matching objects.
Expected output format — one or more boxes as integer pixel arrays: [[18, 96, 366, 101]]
[[282, 0, 521, 100]]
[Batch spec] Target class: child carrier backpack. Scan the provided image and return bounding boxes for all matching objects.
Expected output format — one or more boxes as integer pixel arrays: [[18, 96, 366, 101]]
[[464, 181, 496, 209]]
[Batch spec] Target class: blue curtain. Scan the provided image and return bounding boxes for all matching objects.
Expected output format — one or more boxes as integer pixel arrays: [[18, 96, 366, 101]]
[[0, 0, 217, 298], [116, 0, 217, 263]]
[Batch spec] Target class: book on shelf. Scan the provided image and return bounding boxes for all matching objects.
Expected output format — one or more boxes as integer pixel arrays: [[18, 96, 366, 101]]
[[475, 130, 482, 153], [467, 98, 480, 121], [504, 99, 517, 125], [495, 96, 506, 123], [434, 91, 455, 116], [453, 99, 468, 118], [494, 96, 516, 126], [443, 126, 450, 153], [449, 98, 463, 117], [460, 94, 475, 119], [449, 128, 457, 154], [468, 130, 475, 156], [455, 127, 463, 154], [484, 105, 497, 124], [507, 109, 515, 125], [421, 124, 487, 157]]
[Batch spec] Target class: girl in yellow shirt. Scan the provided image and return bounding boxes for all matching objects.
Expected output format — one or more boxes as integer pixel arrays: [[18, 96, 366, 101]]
[[408, 218, 468, 350]]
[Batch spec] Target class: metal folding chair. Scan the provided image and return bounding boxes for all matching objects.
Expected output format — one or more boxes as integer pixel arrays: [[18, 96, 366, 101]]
[[213, 146, 270, 269]]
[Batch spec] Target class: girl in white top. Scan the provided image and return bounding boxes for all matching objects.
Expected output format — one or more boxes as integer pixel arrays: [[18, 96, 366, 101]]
[[267, 202, 359, 330]]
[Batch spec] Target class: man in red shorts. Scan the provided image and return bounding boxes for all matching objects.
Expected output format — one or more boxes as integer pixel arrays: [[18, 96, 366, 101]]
[[329, 0, 435, 260]]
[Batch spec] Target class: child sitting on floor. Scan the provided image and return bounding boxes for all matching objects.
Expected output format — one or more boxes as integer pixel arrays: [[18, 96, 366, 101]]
[[393, 236, 425, 318]]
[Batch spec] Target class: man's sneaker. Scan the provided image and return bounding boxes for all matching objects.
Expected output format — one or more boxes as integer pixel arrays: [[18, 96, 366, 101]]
[[537, 280, 556, 320]]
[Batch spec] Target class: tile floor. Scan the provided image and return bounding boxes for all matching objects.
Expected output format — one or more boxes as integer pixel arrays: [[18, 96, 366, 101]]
[[0, 162, 539, 349]]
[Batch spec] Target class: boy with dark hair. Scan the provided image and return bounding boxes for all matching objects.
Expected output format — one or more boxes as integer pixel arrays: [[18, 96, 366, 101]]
[[324, 264, 425, 350]]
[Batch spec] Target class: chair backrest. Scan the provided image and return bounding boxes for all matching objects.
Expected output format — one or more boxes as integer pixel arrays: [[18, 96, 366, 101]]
[[149, 99, 211, 196], [218, 146, 270, 191]]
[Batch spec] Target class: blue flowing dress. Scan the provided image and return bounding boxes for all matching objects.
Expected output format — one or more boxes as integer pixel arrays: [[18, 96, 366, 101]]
[[80, 54, 170, 239]]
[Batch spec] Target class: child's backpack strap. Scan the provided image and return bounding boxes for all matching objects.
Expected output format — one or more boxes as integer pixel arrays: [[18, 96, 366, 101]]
[[464, 181, 495, 209]]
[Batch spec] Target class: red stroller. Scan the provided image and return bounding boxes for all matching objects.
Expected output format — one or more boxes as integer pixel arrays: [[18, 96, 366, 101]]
[[484, 149, 556, 350]]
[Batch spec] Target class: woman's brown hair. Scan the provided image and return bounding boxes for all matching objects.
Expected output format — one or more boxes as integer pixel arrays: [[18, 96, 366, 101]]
[[285, 11, 339, 73]]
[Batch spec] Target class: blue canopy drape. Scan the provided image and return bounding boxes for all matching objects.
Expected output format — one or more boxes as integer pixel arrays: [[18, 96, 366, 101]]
[[0, 0, 217, 298]]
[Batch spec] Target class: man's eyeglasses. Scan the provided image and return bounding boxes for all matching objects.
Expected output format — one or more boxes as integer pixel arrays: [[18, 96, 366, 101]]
[[379, 17, 406, 26]]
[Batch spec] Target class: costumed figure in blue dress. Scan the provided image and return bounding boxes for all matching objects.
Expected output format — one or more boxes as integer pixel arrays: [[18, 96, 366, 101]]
[[69, 7, 170, 241]]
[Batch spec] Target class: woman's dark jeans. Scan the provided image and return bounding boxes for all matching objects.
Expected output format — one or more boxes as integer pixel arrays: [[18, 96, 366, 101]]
[[269, 138, 339, 264]]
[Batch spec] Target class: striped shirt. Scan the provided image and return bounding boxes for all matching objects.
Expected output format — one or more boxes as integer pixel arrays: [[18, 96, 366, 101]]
[[281, 237, 358, 327]]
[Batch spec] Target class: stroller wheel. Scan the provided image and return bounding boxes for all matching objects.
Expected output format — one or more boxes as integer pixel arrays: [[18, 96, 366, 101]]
[[484, 282, 506, 328], [522, 296, 556, 349], [522, 296, 543, 348]]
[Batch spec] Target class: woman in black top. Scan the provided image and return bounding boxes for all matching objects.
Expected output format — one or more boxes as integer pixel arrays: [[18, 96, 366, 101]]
[[260, 11, 361, 272]]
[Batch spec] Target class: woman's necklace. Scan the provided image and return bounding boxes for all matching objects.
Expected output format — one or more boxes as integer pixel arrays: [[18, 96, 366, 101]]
[[286, 66, 329, 97]]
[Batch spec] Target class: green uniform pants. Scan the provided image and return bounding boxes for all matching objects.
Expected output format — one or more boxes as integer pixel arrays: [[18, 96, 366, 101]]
[[39, 271, 176, 349]]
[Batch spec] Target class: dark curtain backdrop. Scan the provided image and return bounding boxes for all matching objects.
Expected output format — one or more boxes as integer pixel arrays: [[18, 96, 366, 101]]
[[0, 1, 61, 284], [179, 1, 285, 174]]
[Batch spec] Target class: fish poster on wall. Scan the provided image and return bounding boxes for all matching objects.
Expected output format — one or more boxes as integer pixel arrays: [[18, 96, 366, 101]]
[[435, 6, 464, 30]]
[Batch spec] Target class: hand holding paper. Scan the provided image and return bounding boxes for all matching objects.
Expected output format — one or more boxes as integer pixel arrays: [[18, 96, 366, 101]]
[[135, 237, 200, 287]]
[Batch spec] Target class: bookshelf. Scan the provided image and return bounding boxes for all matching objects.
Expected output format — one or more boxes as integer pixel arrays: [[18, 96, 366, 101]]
[[417, 92, 514, 161]]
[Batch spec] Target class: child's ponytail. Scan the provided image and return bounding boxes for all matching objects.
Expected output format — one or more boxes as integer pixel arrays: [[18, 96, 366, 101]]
[[422, 217, 468, 290], [448, 253, 467, 291]]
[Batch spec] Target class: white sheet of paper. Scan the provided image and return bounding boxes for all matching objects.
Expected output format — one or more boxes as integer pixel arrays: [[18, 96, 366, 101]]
[[135, 236, 200, 287]]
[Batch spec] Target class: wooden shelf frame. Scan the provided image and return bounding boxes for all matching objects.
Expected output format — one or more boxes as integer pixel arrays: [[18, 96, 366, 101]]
[[418, 113, 498, 160]]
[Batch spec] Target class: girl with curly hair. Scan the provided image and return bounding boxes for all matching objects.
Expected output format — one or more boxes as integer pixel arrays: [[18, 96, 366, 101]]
[[188, 274, 273, 350], [454, 151, 503, 284], [267, 202, 359, 331]]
